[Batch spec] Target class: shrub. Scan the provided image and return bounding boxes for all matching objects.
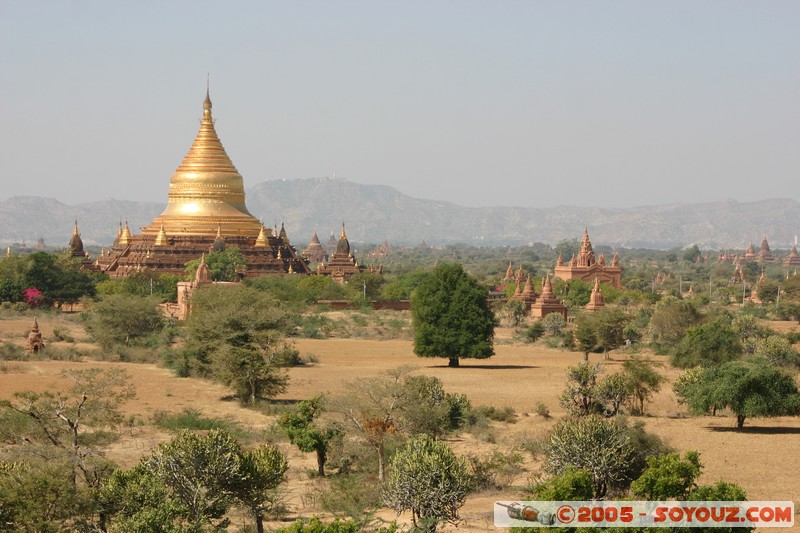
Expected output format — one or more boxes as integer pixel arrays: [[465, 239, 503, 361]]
[[541, 312, 567, 335], [535, 402, 551, 419], [384, 435, 472, 531], [472, 405, 516, 423], [468, 450, 525, 491], [523, 322, 545, 343], [152, 408, 242, 435], [51, 327, 75, 343]]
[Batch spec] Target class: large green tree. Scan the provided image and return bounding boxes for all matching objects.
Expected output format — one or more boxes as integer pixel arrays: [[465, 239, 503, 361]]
[[411, 263, 494, 367], [22, 252, 98, 307], [675, 358, 800, 428], [86, 294, 165, 348], [671, 318, 743, 368], [184, 285, 293, 403]]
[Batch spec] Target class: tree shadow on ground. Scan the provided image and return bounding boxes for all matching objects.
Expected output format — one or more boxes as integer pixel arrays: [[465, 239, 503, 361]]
[[220, 395, 300, 406], [706, 425, 800, 435], [426, 364, 537, 370]]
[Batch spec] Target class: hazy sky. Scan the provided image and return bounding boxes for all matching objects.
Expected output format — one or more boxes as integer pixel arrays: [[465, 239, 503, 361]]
[[2, 1, 798, 209]]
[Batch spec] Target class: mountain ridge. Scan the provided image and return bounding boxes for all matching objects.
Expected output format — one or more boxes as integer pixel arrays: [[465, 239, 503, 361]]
[[2, 178, 798, 250]]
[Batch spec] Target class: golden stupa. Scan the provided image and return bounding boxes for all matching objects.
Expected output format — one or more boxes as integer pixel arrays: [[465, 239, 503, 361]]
[[91, 90, 310, 279], [142, 90, 263, 236]]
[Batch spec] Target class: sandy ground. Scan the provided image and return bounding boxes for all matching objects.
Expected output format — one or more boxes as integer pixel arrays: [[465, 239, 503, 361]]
[[1, 316, 799, 531]]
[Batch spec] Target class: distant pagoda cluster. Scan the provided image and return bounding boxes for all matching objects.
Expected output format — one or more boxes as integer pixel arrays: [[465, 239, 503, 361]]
[[68, 89, 373, 283], [504, 228, 618, 321], [717, 235, 800, 266], [504, 266, 568, 321]]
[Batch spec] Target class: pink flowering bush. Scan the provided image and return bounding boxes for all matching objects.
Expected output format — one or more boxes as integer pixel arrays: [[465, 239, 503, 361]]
[[22, 287, 44, 307]]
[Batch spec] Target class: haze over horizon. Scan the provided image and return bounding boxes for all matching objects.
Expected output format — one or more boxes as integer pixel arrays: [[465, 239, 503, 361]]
[[2, 2, 799, 209]]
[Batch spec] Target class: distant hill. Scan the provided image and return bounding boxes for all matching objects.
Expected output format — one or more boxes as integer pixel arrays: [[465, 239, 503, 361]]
[[1, 178, 798, 250]]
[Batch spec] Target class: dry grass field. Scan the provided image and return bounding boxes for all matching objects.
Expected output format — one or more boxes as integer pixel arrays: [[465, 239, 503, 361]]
[[1, 315, 799, 531]]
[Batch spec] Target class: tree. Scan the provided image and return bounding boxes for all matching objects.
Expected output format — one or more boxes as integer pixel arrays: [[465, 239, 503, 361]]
[[753, 335, 800, 368], [554, 239, 580, 262], [596, 373, 633, 416], [559, 362, 602, 416], [557, 279, 593, 307], [649, 296, 700, 346], [756, 278, 780, 304], [675, 358, 800, 428], [102, 432, 287, 533], [412, 263, 494, 367], [0, 368, 135, 490], [212, 344, 290, 405], [541, 312, 566, 335], [86, 294, 165, 348], [502, 298, 527, 328], [731, 314, 769, 354], [776, 301, 800, 323], [381, 269, 432, 300], [346, 271, 385, 301], [184, 285, 293, 402], [384, 435, 471, 532], [235, 445, 289, 533], [185, 247, 247, 281], [0, 254, 30, 303], [671, 318, 742, 368], [0, 458, 94, 531], [329, 367, 463, 481], [296, 275, 348, 301], [97, 271, 181, 302], [400, 375, 466, 437], [99, 464, 187, 532], [622, 357, 665, 415], [683, 244, 701, 263], [573, 316, 597, 361], [588, 307, 630, 358], [279, 396, 340, 476], [631, 451, 701, 500], [542, 415, 635, 498], [530, 467, 594, 501], [631, 452, 752, 533], [23, 252, 98, 307], [329, 368, 409, 481], [145, 429, 245, 530]]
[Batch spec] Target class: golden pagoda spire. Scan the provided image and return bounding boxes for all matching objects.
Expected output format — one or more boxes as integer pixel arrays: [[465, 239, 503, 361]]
[[340, 222, 347, 239], [119, 221, 132, 245], [254, 224, 268, 247], [143, 88, 262, 237], [6, 246, 10, 257], [155, 223, 168, 246]]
